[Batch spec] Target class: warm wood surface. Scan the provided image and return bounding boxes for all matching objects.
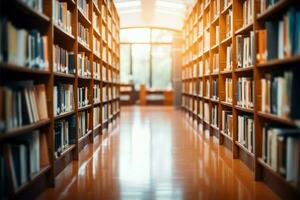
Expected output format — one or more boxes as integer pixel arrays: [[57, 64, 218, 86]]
[[38, 106, 280, 200]]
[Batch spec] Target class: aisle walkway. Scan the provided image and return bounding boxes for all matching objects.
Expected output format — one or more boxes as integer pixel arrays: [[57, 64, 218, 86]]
[[39, 106, 280, 200]]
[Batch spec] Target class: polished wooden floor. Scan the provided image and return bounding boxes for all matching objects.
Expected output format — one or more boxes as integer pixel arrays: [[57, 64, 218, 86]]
[[38, 106, 280, 200]]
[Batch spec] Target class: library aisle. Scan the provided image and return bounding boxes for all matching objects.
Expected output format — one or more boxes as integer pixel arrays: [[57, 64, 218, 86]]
[[38, 106, 279, 200]]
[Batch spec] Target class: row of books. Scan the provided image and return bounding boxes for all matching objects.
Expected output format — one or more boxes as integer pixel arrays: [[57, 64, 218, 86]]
[[78, 111, 90, 139], [102, 104, 108, 121], [78, 22, 89, 47], [242, 0, 253, 27], [77, 52, 91, 77], [225, 9, 233, 38], [205, 79, 210, 98], [93, 84, 100, 103], [0, 18, 49, 69], [261, 69, 300, 120], [257, 8, 300, 63], [212, 0, 220, 20], [0, 131, 49, 190], [212, 105, 218, 127], [93, 62, 101, 80], [93, 107, 100, 127], [212, 53, 219, 73], [78, 0, 89, 18], [53, 84, 74, 116], [212, 79, 218, 100], [93, 36, 100, 58], [237, 114, 254, 153], [225, 44, 232, 70], [78, 86, 89, 108], [236, 77, 254, 109], [225, 78, 233, 103], [53, 44, 75, 74], [236, 32, 254, 68], [0, 82, 48, 132], [54, 116, 76, 159], [21, 0, 43, 13], [52, 0, 72, 35], [259, 0, 279, 15], [222, 110, 233, 137], [93, 10, 100, 34], [262, 124, 300, 190], [204, 103, 210, 123]]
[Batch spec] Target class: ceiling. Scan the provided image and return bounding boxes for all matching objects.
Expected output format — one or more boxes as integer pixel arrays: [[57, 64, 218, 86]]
[[115, 0, 195, 31]]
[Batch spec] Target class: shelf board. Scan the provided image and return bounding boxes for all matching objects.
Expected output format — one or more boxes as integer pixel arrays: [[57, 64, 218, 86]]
[[78, 7, 92, 26], [235, 23, 253, 35], [220, 130, 233, 141], [221, 2, 233, 15], [220, 35, 232, 45], [54, 24, 75, 41], [235, 66, 254, 73], [221, 101, 233, 107], [54, 111, 75, 120], [55, 144, 76, 161], [211, 16, 219, 25], [257, 55, 300, 68], [220, 70, 233, 75], [211, 124, 219, 131], [210, 98, 219, 104], [78, 75, 92, 81], [257, 0, 290, 21], [235, 141, 254, 158], [93, 124, 101, 131], [235, 106, 254, 114], [78, 130, 92, 143], [0, 63, 50, 75], [14, 165, 51, 196], [0, 119, 51, 141], [78, 104, 92, 112], [257, 111, 297, 127], [210, 71, 219, 76], [13, 0, 50, 23], [211, 43, 219, 51], [78, 40, 91, 53], [54, 72, 76, 79]]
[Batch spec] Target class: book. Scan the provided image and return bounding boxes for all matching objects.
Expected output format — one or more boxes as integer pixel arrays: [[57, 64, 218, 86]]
[[225, 78, 232, 103], [242, 0, 253, 27], [261, 125, 300, 187], [93, 84, 101, 103], [0, 18, 49, 69], [78, 22, 89, 47], [237, 114, 254, 153], [212, 104, 218, 127], [236, 77, 254, 109], [53, 44, 75, 74], [0, 82, 48, 132], [212, 79, 218, 100], [236, 32, 254, 68], [261, 69, 300, 120], [78, 111, 90, 138], [78, 86, 89, 108], [52, 0, 72, 35], [54, 115, 76, 158], [77, 52, 91, 77], [222, 110, 232, 137], [53, 83, 74, 116]]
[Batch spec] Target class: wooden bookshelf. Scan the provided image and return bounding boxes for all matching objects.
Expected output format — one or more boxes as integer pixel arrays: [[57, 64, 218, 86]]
[[181, 0, 300, 199], [0, 0, 120, 199]]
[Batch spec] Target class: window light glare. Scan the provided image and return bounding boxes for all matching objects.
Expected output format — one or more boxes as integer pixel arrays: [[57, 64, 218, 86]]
[[156, 0, 185, 10], [116, 1, 141, 9]]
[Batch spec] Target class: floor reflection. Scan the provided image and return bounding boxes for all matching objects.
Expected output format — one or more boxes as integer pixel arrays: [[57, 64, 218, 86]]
[[38, 106, 279, 200]]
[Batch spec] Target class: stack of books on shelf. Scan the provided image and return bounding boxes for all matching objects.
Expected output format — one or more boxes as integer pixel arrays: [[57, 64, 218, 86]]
[[236, 32, 254, 68], [77, 86, 89, 108], [262, 124, 300, 190], [77, 53, 91, 77], [222, 110, 233, 137], [0, 130, 49, 188], [212, 105, 218, 127], [225, 78, 232, 103], [237, 114, 254, 153], [93, 62, 100, 79], [78, 0, 89, 17], [53, 84, 74, 116], [54, 116, 76, 158], [93, 84, 100, 104], [93, 107, 100, 127], [52, 0, 73, 35], [261, 69, 300, 119], [78, 110, 90, 138], [53, 45, 75, 74], [236, 77, 254, 109], [78, 23, 89, 47], [0, 82, 48, 132], [0, 19, 49, 69], [242, 0, 253, 27]]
